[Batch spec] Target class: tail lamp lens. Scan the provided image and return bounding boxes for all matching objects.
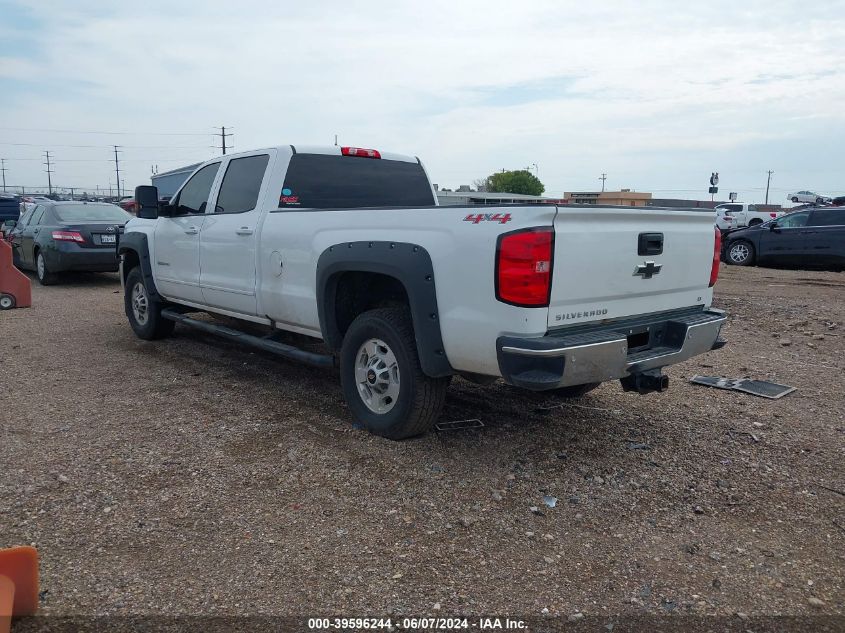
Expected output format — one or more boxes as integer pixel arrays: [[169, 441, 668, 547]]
[[496, 228, 554, 307], [709, 226, 721, 287]]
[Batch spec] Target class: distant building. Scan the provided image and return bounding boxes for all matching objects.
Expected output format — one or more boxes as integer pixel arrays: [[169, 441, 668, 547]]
[[563, 189, 652, 206], [437, 190, 558, 206], [151, 163, 200, 198]]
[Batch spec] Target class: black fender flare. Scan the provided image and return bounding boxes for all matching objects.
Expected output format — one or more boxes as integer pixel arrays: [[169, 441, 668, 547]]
[[316, 241, 453, 378], [117, 231, 161, 300]]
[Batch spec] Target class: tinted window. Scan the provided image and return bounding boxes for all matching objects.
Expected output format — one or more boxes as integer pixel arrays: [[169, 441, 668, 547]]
[[214, 155, 269, 214], [17, 209, 34, 227], [809, 209, 845, 227], [779, 211, 810, 228], [173, 163, 220, 215], [280, 154, 435, 209], [30, 207, 45, 225], [53, 204, 131, 223]]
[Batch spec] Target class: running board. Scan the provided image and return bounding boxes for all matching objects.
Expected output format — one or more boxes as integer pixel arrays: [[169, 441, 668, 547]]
[[161, 308, 335, 368]]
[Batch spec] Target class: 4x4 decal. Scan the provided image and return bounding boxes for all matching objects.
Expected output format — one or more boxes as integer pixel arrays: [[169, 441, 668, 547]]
[[463, 212, 512, 224]]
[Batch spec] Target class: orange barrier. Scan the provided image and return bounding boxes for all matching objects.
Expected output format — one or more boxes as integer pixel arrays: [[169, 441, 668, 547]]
[[0, 546, 39, 633], [0, 239, 31, 309]]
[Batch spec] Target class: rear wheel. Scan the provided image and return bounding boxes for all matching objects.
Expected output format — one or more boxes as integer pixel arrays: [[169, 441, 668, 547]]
[[36, 251, 59, 285], [340, 307, 449, 440], [748, 218, 763, 226], [727, 240, 755, 266], [124, 266, 174, 340], [0, 293, 15, 310]]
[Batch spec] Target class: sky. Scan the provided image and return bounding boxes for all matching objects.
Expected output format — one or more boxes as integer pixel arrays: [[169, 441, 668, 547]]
[[1, 0, 844, 204]]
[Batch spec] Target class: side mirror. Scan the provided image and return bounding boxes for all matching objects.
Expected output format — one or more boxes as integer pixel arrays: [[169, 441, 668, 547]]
[[769, 222, 779, 232], [135, 185, 160, 219]]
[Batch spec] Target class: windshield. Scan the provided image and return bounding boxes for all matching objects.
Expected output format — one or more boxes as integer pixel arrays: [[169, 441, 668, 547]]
[[54, 204, 132, 223]]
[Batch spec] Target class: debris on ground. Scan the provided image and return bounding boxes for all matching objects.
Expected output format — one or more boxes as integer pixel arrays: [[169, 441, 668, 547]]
[[434, 418, 484, 432], [542, 495, 558, 508], [690, 375, 797, 399]]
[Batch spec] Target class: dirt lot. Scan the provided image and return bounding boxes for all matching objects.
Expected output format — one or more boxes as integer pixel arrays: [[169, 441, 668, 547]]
[[1, 264, 843, 628]]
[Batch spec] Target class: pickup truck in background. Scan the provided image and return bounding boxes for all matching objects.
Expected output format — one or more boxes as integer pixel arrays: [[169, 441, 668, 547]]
[[119, 145, 726, 439], [715, 202, 784, 228]]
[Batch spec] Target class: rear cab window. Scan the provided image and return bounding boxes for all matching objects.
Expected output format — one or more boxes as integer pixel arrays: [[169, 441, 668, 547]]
[[279, 153, 435, 209]]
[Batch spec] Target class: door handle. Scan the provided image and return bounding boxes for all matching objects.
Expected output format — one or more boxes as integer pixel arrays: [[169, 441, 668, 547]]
[[184, 226, 199, 235], [235, 227, 254, 235]]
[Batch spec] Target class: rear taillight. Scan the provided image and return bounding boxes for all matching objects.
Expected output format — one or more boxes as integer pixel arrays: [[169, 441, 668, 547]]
[[769, 212, 777, 218], [341, 147, 381, 159], [52, 230, 85, 243], [496, 227, 554, 307], [709, 226, 721, 287]]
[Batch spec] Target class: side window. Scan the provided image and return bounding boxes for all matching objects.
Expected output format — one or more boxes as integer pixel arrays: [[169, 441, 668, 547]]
[[30, 207, 46, 226], [172, 163, 220, 215], [748, 204, 758, 213], [17, 209, 33, 227], [778, 211, 810, 228], [214, 155, 269, 214], [809, 210, 845, 227]]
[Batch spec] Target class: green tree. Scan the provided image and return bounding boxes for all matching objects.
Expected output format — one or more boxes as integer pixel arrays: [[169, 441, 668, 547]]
[[484, 170, 545, 196]]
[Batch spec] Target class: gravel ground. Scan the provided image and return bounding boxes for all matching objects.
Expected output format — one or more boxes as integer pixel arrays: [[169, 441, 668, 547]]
[[1, 264, 843, 629]]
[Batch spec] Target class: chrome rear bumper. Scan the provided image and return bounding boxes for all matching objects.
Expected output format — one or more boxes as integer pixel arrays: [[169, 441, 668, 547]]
[[497, 308, 726, 391]]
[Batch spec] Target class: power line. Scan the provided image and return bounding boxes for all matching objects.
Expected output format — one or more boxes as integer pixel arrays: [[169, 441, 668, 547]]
[[0, 126, 212, 136], [599, 173, 607, 192], [0, 142, 212, 149]]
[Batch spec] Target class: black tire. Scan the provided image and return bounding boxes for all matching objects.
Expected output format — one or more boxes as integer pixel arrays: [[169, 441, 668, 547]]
[[0, 293, 15, 310], [124, 266, 174, 340], [548, 382, 601, 398], [816, 197, 824, 205], [340, 307, 449, 440], [35, 250, 59, 285], [748, 218, 763, 226], [726, 239, 755, 266], [791, 197, 799, 203]]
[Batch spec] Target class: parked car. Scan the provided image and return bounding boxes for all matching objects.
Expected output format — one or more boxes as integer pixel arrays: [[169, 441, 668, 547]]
[[723, 207, 845, 269], [715, 207, 735, 232], [832, 196, 845, 207], [119, 196, 137, 214], [118, 144, 726, 439], [0, 193, 21, 227], [714, 202, 783, 228], [8, 201, 132, 285], [788, 191, 828, 204]]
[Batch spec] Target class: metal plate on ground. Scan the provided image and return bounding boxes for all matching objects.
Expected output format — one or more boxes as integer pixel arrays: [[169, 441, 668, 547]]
[[434, 419, 484, 432], [690, 375, 797, 399]]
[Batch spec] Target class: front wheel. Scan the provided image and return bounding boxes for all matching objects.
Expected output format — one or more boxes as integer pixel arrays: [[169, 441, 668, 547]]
[[0, 293, 15, 310], [340, 308, 449, 440], [791, 197, 799, 203], [727, 240, 755, 266], [124, 266, 174, 340]]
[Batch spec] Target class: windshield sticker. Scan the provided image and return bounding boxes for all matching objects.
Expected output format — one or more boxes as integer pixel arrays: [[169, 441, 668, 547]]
[[280, 188, 300, 205]]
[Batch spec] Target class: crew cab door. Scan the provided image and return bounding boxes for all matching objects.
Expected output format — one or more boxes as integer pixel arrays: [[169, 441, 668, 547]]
[[199, 152, 272, 315], [153, 162, 221, 303]]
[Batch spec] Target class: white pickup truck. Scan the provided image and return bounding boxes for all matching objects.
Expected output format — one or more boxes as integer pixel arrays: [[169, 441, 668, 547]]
[[119, 145, 726, 439], [715, 202, 783, 228]]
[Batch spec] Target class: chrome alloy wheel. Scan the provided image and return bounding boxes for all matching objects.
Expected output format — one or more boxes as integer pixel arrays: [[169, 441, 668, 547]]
[[131, 281, 150, 325], [355, 338, 400, 414], [729, 242, 750, 264]]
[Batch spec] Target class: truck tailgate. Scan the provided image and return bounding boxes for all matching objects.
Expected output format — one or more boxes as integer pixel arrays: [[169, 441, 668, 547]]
[[549, 206, 716, 328]]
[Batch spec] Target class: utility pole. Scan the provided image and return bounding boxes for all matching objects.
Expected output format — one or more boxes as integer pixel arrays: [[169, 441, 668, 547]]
[[0, 158, 7, 191], [113, 145, 122, 198], [334, 134, 338, 146], [599, 173, 607, 192], [44, 151, 54, 195], [765, 170, 774, 205], [218, 126, 233, 155]]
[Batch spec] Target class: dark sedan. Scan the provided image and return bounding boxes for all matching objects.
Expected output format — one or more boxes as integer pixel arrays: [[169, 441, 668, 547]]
[[723, 207, 845, 270], [8, 201, 132, 285]]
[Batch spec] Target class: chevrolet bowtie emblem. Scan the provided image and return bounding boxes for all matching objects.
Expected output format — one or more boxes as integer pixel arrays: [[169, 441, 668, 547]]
[[633, 261, 662, 279]]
